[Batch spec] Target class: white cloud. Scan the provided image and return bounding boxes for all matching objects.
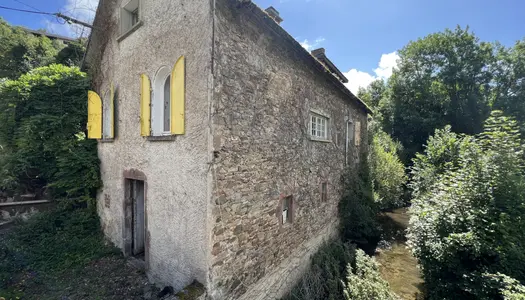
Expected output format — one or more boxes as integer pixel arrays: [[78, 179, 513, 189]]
[[299, 37, 325, 51], [343, 69, 377, 95], [44, 0, 99, 38], [343, 52, 400, 94], [374, 52, 399, 79]]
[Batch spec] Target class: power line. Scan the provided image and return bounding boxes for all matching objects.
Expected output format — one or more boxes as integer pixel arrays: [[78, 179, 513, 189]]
[[12, 0, 43, 13], [0, 5, 53, 15], [0, 6, 94, 29]]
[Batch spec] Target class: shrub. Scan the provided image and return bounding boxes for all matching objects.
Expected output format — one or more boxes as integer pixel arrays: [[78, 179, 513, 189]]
[[339, 154, 381, 245], [409, 125, 472, 199], [342, 249, 399, 300], [0, 64, 100, 199], [408, 111, 525, 299], [0, 203, 117, 291], [282, 240, 356, 300], [369, 128, 407, 209]]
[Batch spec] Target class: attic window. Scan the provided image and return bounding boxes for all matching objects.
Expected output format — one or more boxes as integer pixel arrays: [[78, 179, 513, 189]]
[[119, 0, 141, 39]]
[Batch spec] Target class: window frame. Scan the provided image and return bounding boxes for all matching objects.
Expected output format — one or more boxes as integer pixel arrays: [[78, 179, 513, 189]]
[[279, 195, 294, 225], [309, 109, 331, 142], [118, 0, 143, 42], [321, 182, 328, 202], [152, 66, 172, 137]]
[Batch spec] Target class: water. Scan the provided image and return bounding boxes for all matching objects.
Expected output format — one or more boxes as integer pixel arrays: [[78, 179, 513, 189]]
[[375, 208, 425, 300]]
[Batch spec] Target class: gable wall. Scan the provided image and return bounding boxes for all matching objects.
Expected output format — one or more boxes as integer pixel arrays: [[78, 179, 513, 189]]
[[87, 0, 214, 290]]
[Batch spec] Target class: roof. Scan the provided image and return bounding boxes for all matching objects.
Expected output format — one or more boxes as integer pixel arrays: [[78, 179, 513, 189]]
[[22, 28, 77, 43], [311, 48, 349, 83], [244, 0, 373, 115]]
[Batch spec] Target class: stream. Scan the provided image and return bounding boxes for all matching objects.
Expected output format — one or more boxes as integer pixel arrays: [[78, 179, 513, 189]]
[[375, 208, 425, 300]]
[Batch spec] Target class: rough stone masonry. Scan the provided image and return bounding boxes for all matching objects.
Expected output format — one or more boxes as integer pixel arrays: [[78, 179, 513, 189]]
[[86, 0, 369, 299]]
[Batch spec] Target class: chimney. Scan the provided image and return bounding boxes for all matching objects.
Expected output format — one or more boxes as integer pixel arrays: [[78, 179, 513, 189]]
[[311, 48, 326, 59], [265, 7, 283, 24], [311, 48, 349, 83]]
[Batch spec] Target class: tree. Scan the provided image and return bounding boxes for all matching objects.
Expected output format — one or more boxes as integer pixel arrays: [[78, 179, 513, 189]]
[[0, 19, 66, 79], [492, 39, 525, 134], [408, 111, 525, 299], [381, 27, 493, 163], [0, 64, 100, 199], [357, 79, 387, 109]]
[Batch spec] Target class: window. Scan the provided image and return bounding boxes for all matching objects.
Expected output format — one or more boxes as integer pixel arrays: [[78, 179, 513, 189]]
[[152, 67, 171, 136], [282, 196, 293, 224], [120, 0, 141, 37], [87, 84, 114, 140], [310, 112, 329, 140], [163, 76, 171, 132], [131, 8, 139, 26], [321, 182, 328, 202]]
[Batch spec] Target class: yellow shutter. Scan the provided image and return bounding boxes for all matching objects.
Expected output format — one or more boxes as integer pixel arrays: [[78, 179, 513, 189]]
[[87, 91, 102, 139], [140, 74, 151, 136], [171, 56, 185, 135]]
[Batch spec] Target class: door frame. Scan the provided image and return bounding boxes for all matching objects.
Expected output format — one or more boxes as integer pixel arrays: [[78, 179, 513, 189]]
[[122, 169, 149, 269]]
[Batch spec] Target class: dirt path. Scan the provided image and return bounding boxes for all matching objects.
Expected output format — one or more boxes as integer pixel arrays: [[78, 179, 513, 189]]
[[375, 208, 424, 300]]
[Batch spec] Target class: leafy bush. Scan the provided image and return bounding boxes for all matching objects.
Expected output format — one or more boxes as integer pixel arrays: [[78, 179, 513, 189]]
[[339, 154, 381, 245], [342, 249, 399, 300], [409, 125, 472, 199], [0, 203, 117, 292], [408, 111, 525, 299], [0, 64, 100, 198], [369, 127, 407, 209], [282, 240, 356, 300]]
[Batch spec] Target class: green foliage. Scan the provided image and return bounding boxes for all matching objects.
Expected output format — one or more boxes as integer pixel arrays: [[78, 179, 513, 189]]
[[358, 79, 387, 110], [282, 240, 356, 300], [410, 125, 474, 199], [407, 111, 525, 299], [339, 154, 381, 244], [0, 64, 100, 198], [55, 40, 87, 66], [369, 125, 407, 209], [0, 19, 66, 79], [342, 249, 399, 300], [0, 204, 117, 293], [379, 26, 493, 163], [492, 40, 525, 135]]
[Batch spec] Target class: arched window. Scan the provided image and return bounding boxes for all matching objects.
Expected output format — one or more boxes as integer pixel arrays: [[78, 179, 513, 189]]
[[163, 75, 170, 132], [152, 66, 171, 136]]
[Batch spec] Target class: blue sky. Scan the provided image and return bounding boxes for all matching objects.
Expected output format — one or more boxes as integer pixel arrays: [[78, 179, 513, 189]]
[[1, 0, 524, 92]]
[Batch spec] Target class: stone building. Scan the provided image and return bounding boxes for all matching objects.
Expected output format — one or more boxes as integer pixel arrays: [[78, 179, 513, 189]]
[[85, 0, 371, 299]]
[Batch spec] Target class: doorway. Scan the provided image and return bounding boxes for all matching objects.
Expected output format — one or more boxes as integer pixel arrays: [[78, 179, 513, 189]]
[[124, 174, 147, 260], [129, 179, 145, 256]]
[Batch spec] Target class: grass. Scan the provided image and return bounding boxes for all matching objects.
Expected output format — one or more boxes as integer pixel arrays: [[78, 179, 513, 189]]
[[0, 204, 152, 299]]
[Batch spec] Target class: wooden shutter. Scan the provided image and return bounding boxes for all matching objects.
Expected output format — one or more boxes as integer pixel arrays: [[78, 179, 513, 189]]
[[88, 91, 102, 139], [170, 56, 185, 135], [140, 74, 151, 136]]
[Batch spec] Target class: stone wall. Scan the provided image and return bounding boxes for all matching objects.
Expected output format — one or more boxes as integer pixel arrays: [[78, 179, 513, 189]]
[[87, 0, 214, 291], [208, 1, 368, 298]]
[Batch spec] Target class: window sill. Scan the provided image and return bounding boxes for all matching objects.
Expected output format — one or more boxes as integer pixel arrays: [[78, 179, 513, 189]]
[[146, 135, 177, 142], [117, 20, 143, 42], [99, 138, 115, 143], [310, 136, 332, 143]]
